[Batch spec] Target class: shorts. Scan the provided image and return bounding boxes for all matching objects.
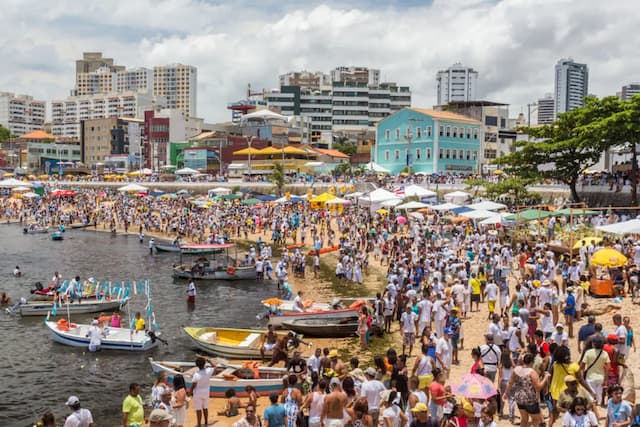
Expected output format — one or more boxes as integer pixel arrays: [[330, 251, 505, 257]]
[[471, 294, 481, 302], [418, 373, 434, 389], [451, 335, 459, 350], [517, 402, 541, 414], [324, 418, 346, 427], [487, 300, 496, 313], [403, 332, 415, 345], [193, 393, 209, 410], [263, 342, 275, 351]]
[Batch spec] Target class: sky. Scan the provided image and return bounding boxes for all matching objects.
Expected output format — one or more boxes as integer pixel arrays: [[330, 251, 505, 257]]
[[0, 0, 638, 123]]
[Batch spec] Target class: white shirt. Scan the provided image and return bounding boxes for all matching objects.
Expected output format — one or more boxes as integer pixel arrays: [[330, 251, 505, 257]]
[[616, 325, 628, 355], [479, 343, 501, 373], [293, 295, 304, 312], [551, 331, 568, 346], [307, 354, 320, 374], [360, 379, 386, 410], [401, 311, 418, 334], [87, 325, 102, 347], [488, 322, 504, 346], [63, 408, 94, 427], [436, 337, 452, 369], [485, 282, 498, 301], [417, 299, 432, 323], [508, 326, 522, 352], [187, 282, 196, 297], [192, 367, 214, 396]]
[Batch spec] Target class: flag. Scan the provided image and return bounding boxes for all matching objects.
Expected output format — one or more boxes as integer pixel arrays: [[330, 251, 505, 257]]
[[394, 186, 405, 197]]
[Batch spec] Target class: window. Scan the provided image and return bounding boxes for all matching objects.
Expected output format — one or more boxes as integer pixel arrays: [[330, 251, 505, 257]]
[[473, 129, 479, 139], [453, 127, 457, 138], [394, 150, 400, 160], [426, 148, 431, 159], [439, 126, 444, 136], [439, 148, 444, 159], [416, 127, 422, 138], [427, 126, 432, 137], [466, 128, 471, 139], [395, 129, 400, 139], [446, 149, 450, 159], [485, 116, 498, 126], [459, 149, 464, 159], [446, 126, 451, 137], [472, 151, 478, 160], [416, 148, 421, 159], [384, 150, 390, 161], [452, 150, 457, 159], [385, 129, 390, 140], [466, 150, 471, 160]]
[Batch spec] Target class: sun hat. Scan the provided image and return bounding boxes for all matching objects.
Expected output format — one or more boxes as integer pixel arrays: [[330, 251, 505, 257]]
[[411, 402, 429, 412], [329, 349, 339, 358]]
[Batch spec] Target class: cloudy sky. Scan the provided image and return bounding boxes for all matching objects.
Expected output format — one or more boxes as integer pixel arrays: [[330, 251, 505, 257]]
[[0, 0, 637, 122]]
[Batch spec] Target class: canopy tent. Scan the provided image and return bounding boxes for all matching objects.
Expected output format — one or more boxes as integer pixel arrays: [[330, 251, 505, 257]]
[[175, 167, 199, 175], [209, 187, 232, 195], [344, 192, 364, 199], [573, 237, 602, 249], [228, 163, 247, 170], [282, 146, 309, 155], [256, 194, 278, 201], [478, 213, 512, 225], [360, 188, 399, 203], [363, 162, 390, 173], [257, 146, 283, 155], [380, 198, 403, 208], [430, 202, 461, 211], [460, 209, 499, 220], [443, 190, 471, 204], [11, 186, 31, 192], [21, 191, 40, 198], [468, 201, 507, 211], [403, 185, 437, 198], [325, 197, 351, 205], [505, 209, 552, 221], [0, 178, 32, 188], [310, 192, 337, 203], [241, 109, 288, 122], [117, 183, 148, 192], [552, 208, 599, 217], [232, 147, 263, 156], [450, 206, 473, 215], [395, 201, 430, 210], [596, 219, 640, 235]]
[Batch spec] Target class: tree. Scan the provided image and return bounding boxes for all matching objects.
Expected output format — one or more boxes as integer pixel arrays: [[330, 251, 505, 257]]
[[0, 125, 10, 143], [483, 176, 541, 207], [332, 140, 357, 157], [331, 162, 351, 177], [270, 162, 285, 195]]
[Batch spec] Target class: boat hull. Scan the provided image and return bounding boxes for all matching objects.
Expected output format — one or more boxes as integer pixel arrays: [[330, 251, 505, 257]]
[[24, 227, 49, 234], [155, 244, 220, 255], [267, 308, 360, 329], [281, 318, 359, 338], [172, 266, 256, 281], [19, 299, 124, 316], [45, 321, 159, 351]]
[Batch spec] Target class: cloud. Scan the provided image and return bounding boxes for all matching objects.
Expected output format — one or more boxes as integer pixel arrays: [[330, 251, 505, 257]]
[[0, 0, 637, 122]]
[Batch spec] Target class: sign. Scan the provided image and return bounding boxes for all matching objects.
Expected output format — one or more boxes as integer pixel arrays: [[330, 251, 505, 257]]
[[445, 164, 472, 172]]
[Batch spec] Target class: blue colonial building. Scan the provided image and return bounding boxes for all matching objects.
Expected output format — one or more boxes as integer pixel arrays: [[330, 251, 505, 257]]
[[373, 108, 482, 175]]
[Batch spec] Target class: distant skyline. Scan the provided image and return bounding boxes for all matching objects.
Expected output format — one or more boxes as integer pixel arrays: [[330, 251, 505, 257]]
[[0, 0, 638, 122]]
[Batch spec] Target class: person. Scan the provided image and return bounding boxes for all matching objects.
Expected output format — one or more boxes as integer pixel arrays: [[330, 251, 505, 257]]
[[13, 265, 21, 277], [561, 396, 598, 427], [578, 316, 597, 353], [149, 237, 155, 254], [85, 319, 103, 352], [580, 337, 610, 406], [264, 391, 286, 427], [303, 378, 326, 427], [186, 279, 196, 303], [557, 375, 596, 416], [122, 383, 144, 427], [41, 411, 57, 427], [381, 389, 408, 427], [286, 351, 307, 379], [191, 356, 214, 427], [551, 323, 569, 347], [613, 314, 629, 363], [549, 346, 595, 427], [563, 287, 576, 338], [412, 344, 436, 394], [409, 402, 437, 427], [605, 384, 632, 427], [172, 374, 187, 427], [478, 408, 497, 427], [0, 291, 11, 304], [261, 324, 278, 361], [406, 376, 428, 426], [282, 374, 303, 427], [245, 385, 258, 410], [307, 347, 322, 377], [484, 279, 499, 320], [63, 395, 94, 427], [321, 377, 347, 427], [110, 312, 122, 328], [469, 273, 482, 312], [151, 372, 171, 409], [233, 403, 262, 427], [503, 353, 550, 427], [479, 334, 501, 382], [134, 312, 145, 332], [361, 367, 386, 426], [358, 305, 369, 351], [347, 396, 374, 427], [428, 368, 448, 425], [293, 291, 305, 312], [148, 408, 173, 427], [470, 348, 484, 375], [448, 308, 462, 364], [623, 316, 636, 354]]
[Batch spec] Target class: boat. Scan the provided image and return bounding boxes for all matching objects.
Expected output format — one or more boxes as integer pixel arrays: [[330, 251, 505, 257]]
[[70, 222, 95, 229], [262, 297, 374, 314], [45, 319, 160, 351], [172, 244, 256, 281], [267, 307, 361, 329], [23, 224, 49, 234], [183, 327, 300, 359], [307, 245, 340, 256], [281, 317, 359, 338], [149, 358, 287, 397], [51, 231, 64, 241], [13, 298, 125, 316], [155, 242, 223, 255]]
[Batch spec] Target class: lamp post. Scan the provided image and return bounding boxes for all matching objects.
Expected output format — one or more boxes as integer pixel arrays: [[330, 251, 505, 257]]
[[247, 135, 255, 178]]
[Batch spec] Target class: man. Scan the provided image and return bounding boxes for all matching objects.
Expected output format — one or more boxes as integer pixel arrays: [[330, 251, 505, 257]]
[[557, 375, 596, 414], [469, 273, 482, 312], [263, 391, 286, 427], [409, 402, 431, 427], [269, 332, 291, 367], [613, 313, 629, 362], [507, 318, 524, 360], [134, 312, 145, 332], [233, 403, 261, 427], [122, 383, 144, 427], [149, 237, 155, 254], [487, 313, 504, 348], [307, 347, 322, 376], [186, 279, 196, 303], [374, 292, 385, 329], [383, 291, 395, 333], [435, 328, 452, 375], [416, 295, 432, 337], [329, 349, 347, 379], [148, 408, 172, 427], [580, 337, 610, 406], [578, 315, 597, 353], [293, 291, 305, 312], [191, 356, 214, 427], [322, 377, 348, 427], [479, 334, 501, 382], [261, 324, 278, 361], [484, 279, 499, 319], [400, 304, 418, 356], [551, 323, 569, 347], [63, 396, 94, 427], [86, 319, 103, 352], [313, 252, 320, 279], [360, 367, 386, 427], [287, 351, 307, 379]]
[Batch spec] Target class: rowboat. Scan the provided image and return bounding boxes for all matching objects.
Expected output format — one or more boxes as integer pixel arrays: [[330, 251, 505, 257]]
[[172, 244, 256, 281], [51, 231, 64, 241], [23, 224, 49, 234], [13, 298, 125, 316], [262, 297, 374, 314], [267, 307, 361, 329], [184, 327, 295, 359], [281, 317, 359, 338], [45, 320, 160, 351], [149, 358, 287, 397], [155, 242, 223, 255]]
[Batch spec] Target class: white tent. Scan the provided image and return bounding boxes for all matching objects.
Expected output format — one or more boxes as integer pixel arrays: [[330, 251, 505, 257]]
[[443, 191, 471, 204], [478, 213, 512, 225], [404, 185, 437, 198], [596, 219, 640, 235], [175, 167, 199, 175], [344, 192, 364, 199], [11, 186, 31, 192], [381, 198, 403, 207], [210, 187, 232, 195], [0, 178, 32, 188], [21, 191, 39, 198], [460, 209, 498, 219], [326, 197, 351, 205], [359, 188, 401, 210], [228, 163, 247, 170], [241, 109, 288, 123], [468, 201, 507, 211], [118, 183, 148, 192], [363, 162, 390, 173], [430, 202, 461, 211], [396, 201, 430, 210]]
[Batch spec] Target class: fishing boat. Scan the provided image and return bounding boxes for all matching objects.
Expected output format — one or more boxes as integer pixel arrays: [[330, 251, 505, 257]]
[[23, 224, 49, 234], [45, 319, 160, 351], [172, 244, 256, 281], [266, 307, 361, 329], [261, 297, 375, 314], [183, 327, 301, 359], [13, 298, 125, 316], [149, 358, 287, 397], [51, 231, 64, 241], [155, 242, 223, 255], [281, 317, 359, 338]]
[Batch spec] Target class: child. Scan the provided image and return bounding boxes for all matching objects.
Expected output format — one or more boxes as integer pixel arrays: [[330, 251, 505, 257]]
[[478, 408, 497, 427]]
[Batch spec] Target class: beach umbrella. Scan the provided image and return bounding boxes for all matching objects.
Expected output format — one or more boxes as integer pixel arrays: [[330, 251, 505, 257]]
[[573, 237, 602, 249], [590, 248, 628, 268], [396, 215, 407, 224], [451, 373, 498, 399]]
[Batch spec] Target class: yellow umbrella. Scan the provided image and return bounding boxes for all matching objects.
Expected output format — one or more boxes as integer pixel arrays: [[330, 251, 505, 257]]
[[573, 237, 602, 249], [376, 208, 389, 215], [261, 298, 284, 306], [282, 146, 308, 155], [233, 147, 263, 156], [493, 169, 504, 175], [257, 146, 282, 155], [590, 248, 628, 268]]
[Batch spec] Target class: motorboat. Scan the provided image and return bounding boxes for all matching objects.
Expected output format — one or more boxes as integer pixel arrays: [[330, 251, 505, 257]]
[[51, 231, 64, 241], [23, 224, 49, 234], [172, 244, 256, 281], [155, 242, 223, 255], [13, 298, 125, 316], [45, 319, 160, 351], [267, 307, 361, 329], [281, 317, 359, 338]]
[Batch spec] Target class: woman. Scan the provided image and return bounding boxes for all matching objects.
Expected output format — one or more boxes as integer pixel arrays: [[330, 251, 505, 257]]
[[623, 316, 636, 353], [406, 376, 428, 427], [281, 374, 303, 427], [496, 351, 514, 421], [428, 368, 448, 425], [245, 385, 258, 410], [412, 344, 436, 395], [172, 374, 188, 427], [382, 390, 408, 427], [470, 348, 485, 375], [503, 353, 551, 427], [151, 372, 171, 408], [303, 379, 326, 427], [347, 397, 373, 427], [606, 384, 633, 427], [218, 388, 242, 417], [358, 306, 369, 351], [41, 411, 57, 427], [110, 312, 121, 328], [562, 396, 598, 427], [391, 354, 409, 407]]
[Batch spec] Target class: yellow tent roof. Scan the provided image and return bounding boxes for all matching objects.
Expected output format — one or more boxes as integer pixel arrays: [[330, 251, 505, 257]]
[[282, 146, 308, 155], [233, 147, 263, 155], [311, 192, 337, 203], [257, 147, 282, 155]]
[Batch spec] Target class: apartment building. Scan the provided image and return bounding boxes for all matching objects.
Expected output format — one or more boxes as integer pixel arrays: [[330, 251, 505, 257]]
[[153, 64, 197, 116], [80, 117, 143, 167], [436, 63, 479, 105], [0, 92, 46, 136], [554, 58, 588, 117]]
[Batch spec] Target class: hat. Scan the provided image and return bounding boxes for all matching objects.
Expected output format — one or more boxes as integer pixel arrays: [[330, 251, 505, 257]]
[[566, 286, 574, 293], [350, 368, 366, 382], [91, 319, 99, 325], [365, 367, 377, 377], [542, 280, 551, 287], [411, 402, 429, 412], [380, 389, 392, 403], [330, 377, 341, 386], [555, 323, 564, 329], [329, 349, 339, 358], [149, 409, 173, 422], [65, 396, 80, 406], [564, 375, 577, 383]]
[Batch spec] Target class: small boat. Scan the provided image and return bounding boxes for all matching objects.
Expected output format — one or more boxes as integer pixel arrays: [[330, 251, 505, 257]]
[[262, 297, 375, 314], [281, 317, 359, 338], [51, 231, 64, 241], [14, 298, 125, 316], [23, 224, 49, 234], [183, 327, 299, 359], [172, 244, 256, 281], [45, 319, 160, 351], [307, 245, 340, 256], [155, 242, 223, 255], [149, 358, 287, 397], [267, 307, 361, 329], [70, 222, 95, 229]]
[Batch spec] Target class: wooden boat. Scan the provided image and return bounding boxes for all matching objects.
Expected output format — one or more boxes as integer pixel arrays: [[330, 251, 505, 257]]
[[307, 245, 340, 256], [172, 244, 256, 281], [262, 298, 374, 314], [23, 224, 49, 234], [183, 327, 294, 359], [281, 317, 359, 338], [155, 242, 223, 255], [149, 358, 287, 397], [51, 231, 64, 241], [267, 307, 361, 329], [45, 319, 160, 351], [14, 298, 125, 316]]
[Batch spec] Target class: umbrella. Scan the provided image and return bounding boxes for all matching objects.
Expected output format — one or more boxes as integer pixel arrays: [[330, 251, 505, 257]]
[[590, 248, 628, 268], [451, 373, 498, 399], [396, 216, 407, 224], [573, 237, 602, 249], [376, 208, 388, 215]]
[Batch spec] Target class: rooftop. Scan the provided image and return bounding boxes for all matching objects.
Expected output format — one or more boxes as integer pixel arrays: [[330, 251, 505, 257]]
[[407, 108, 482, 124]]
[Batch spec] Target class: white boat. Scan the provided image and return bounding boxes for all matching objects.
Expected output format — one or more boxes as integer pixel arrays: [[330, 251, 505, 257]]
[[15, 298, 125, 316], [172, 243, 257, 281], [267, 307, 361, 329], [23, 224, 49, 234], [263, 300, 333, 313], [45, 320, 160, 351]]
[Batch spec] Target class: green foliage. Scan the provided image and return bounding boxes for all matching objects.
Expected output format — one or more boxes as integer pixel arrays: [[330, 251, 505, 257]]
[[0, 125, 10, 142], [332, 141, 356, 157], [484, 176, 540, 207], [331, 162, 351, 176], [270, 162, 285, 195]]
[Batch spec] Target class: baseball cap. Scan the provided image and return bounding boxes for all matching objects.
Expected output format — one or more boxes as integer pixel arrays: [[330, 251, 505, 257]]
[[365, 367, 377, 377], [411, 402, 429, 412], [555, 323, 564, 329], [65, 396, 80, 406], [149, 409, 173, 422], [330, 377, 341, 386]]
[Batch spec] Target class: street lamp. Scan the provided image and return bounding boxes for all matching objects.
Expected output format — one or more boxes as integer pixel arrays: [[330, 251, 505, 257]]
[[247, 135, 256, 178]]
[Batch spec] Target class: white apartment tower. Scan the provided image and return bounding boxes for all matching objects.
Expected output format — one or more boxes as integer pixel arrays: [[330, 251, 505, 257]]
[[537, 94, 555, 125], [554, 58, 588, 117], [0, 92, 46, 136], [153, 64, 197, 117], [115, 68, 153, 93], [436, 63, 478, 105]]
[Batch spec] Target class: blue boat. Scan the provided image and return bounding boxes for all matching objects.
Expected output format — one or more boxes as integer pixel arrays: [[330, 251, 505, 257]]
[[51, 231, 64, 241]]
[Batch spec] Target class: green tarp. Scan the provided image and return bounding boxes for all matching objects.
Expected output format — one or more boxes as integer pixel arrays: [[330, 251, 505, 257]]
[[552, 208, 598, 217], [505, 209, 552, 221]]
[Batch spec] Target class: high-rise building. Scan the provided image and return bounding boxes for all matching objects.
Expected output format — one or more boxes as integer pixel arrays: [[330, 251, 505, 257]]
[[330, 67, 380, 86], [436, 63, 478, 105], [537, 94, 555, 124], [79, 117, 143, 167], [620, 83, 640, 100], [279, 71, 330, 91], [153, 64, 198, 117], [554, 58, 588, 117], [75, 52, 125, 96], [115, 68, 153, 93], [0, 92, 46, 136], [76, 52, 125, 75]]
